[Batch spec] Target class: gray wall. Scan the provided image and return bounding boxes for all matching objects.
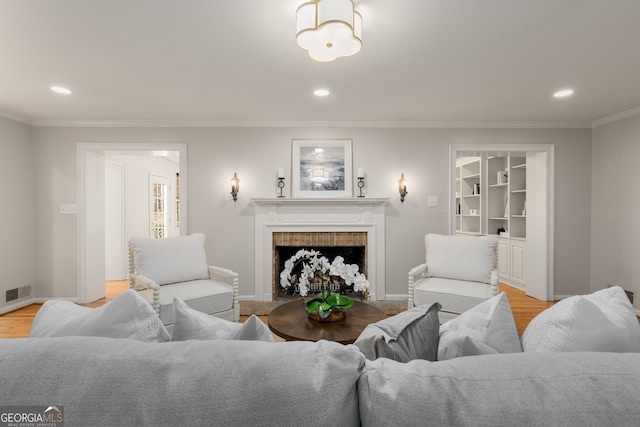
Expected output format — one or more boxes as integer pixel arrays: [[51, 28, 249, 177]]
[[24, 125, 592, 301], [0, 117, 35, 308], [592, 114, 640, 308]]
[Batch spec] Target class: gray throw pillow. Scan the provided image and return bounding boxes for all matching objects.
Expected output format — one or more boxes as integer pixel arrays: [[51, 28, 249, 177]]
[[437, 292, 522, 360], [354, 302, 441, 362], [521, 286, 640, 352], [172, 298, 274, 342], [437, 331, 500, 359], [28, 289, 170, 342]]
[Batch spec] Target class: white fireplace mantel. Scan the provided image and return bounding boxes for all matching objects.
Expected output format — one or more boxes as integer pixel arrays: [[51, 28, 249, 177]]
[[252, 197, 389, 204], [252, 197, 389, 301]]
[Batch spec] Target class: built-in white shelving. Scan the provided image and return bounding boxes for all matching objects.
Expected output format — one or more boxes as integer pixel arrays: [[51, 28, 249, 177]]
[[456, 158, 482, 235], [457, 155, 527, 288], [488, 155, 526, 287]]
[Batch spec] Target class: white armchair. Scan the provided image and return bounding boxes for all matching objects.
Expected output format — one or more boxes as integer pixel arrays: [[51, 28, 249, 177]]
[[128, 233, 239, 331], [408, 233, 498, 322]]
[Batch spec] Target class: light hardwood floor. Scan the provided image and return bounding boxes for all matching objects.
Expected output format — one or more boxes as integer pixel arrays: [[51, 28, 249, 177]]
[[0, 281, 555, 338]]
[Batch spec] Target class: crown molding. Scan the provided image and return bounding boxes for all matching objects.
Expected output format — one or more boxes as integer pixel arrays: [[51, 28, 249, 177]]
[[30, 118, 591, 129], [0, 110, 32, 125], [591, 106, 640, 128]]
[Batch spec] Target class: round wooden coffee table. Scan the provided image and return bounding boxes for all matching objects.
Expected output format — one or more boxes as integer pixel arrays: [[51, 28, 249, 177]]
[[268, 300, 386, 345]]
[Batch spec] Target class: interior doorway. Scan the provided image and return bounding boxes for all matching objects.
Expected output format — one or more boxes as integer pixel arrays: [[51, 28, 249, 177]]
[[449, 144, 555, 301], [104, 154, 181, 280], [77, 143, 187, 304]]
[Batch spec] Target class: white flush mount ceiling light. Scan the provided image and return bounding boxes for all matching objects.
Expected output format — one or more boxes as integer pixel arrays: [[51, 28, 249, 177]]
[[554, 89, 574, 98], [313, 89, 330, 96], [296, 0, 362, 63]]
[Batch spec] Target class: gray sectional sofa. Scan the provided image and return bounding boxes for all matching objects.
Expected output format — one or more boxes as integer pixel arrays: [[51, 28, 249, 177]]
[[1, 337, 639, 426], [3, 286, 640, 426]]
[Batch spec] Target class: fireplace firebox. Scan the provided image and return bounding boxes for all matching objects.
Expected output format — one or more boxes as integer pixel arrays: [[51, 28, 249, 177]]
[[272, 232, 367, 300], [275, 245, 366, 300]]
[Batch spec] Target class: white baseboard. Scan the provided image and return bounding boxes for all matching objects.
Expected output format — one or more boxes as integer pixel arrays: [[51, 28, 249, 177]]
[[238, 295, 256, 302], [34, 297, 77, 304], [500, 280, 526, 291], [0, 298, 35, 315]]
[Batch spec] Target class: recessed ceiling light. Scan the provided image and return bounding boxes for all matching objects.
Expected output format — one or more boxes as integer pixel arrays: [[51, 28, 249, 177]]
[[313, 89, 330, 97], [51, 86, 71, 95], [553, 89, 574, 98]]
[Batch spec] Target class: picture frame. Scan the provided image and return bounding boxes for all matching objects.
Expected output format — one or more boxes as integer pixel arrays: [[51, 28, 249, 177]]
[[291, 139, 353, 198]]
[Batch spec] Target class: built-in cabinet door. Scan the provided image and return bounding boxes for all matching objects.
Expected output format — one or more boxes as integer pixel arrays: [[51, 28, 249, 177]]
[[498, 237, 525, 288], [497, 240, 509, 277], [510, 240, 526, 285]]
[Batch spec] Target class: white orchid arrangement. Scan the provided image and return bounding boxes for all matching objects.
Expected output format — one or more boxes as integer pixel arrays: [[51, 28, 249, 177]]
[[279, 249, 369, 319], [279, 249, 369, 297]]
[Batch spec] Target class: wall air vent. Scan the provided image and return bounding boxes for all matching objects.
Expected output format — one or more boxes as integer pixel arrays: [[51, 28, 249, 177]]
[[5, 288, 18, 303], [5, 286, 31, 303]]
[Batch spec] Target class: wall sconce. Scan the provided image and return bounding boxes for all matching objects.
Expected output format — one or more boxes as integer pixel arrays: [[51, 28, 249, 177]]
[[398, 173, 408, 203], [230, 172, 240, 202]]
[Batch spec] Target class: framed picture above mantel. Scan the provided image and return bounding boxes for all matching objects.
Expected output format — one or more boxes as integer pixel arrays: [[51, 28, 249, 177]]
[[291, 139, 353, 198]]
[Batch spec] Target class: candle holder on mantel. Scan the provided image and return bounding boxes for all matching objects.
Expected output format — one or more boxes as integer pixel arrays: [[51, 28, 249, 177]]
[[277, 177, 286, 198], [357, 177, 365, 197]]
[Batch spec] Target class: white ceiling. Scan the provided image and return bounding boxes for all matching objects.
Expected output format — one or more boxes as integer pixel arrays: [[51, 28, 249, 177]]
[[1, 0, 639, 127]]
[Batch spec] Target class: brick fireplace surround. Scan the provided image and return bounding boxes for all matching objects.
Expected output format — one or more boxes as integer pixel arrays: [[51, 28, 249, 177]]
[[252, 198, 388, 301]]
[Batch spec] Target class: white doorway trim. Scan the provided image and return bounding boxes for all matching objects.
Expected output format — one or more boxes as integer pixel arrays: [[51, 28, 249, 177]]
[[76, 142, 188, 304], [448, 143, 555, 301], [105, 160, 126, 280]]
